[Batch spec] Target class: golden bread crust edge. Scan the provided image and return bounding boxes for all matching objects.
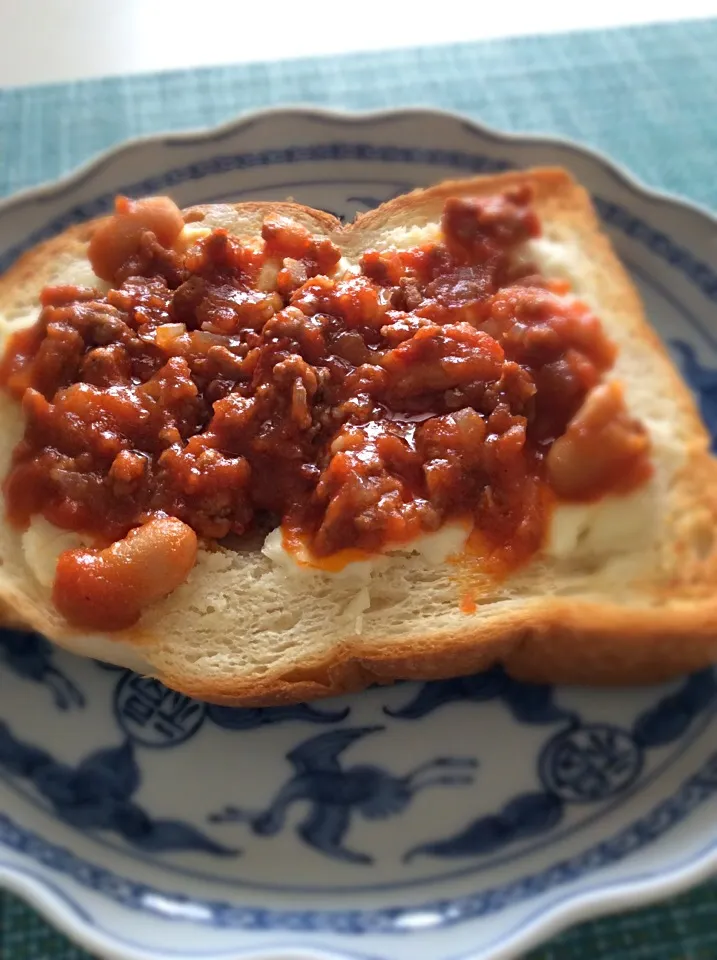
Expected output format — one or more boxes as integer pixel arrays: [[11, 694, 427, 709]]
[[1, 168, 717, 704]]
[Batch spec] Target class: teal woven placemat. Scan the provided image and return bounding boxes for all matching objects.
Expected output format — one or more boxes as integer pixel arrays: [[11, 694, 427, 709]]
[[1, 16, 717, 960]]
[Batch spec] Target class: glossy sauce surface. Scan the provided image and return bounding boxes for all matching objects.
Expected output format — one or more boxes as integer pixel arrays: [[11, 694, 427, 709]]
[[0, 191, 652, 627]]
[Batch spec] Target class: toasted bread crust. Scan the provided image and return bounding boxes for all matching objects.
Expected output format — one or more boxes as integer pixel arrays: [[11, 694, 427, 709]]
[[1, 168, 717, 704]]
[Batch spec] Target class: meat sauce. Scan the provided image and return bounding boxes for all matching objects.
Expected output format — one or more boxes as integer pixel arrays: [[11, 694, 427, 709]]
[[0, 189, 652, 629]]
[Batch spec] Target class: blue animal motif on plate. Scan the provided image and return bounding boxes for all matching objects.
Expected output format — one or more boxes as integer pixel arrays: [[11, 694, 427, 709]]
[[0, 722, 235, 856], [3, 633, 717, 872], [407, 669, 717, 861], [384, 667, 578, 726], [206, 700, 351, 730], [0, 631, 84, 710], [209, 726, 477, 864], [107, 668, 351, 747]]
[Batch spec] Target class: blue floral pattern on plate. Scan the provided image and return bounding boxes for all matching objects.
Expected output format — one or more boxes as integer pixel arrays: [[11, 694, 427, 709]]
[[1, 108, 717, 960]]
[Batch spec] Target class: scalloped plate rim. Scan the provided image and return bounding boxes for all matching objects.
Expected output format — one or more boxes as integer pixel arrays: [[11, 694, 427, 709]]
[[0, 104, 716, 235], [4, 829, 717, 960]]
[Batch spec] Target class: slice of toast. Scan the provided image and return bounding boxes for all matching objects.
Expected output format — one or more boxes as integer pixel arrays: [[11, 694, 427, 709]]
[[0, 167, 716, 706]]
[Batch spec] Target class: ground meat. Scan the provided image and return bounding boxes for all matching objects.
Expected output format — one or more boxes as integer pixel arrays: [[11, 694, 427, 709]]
[[441, 189, 540, 258], [1, 187, 652, 599]]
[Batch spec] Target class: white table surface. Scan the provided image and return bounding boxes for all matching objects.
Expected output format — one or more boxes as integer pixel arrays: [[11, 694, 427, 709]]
[[0, 0, 715, 89]]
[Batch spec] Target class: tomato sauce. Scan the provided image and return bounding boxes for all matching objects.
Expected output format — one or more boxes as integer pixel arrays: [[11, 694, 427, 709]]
[[0, 189, 652, 627]]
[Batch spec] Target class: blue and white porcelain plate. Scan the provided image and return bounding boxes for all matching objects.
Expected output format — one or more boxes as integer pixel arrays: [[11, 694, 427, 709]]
[[1, 107, 717, 960]]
